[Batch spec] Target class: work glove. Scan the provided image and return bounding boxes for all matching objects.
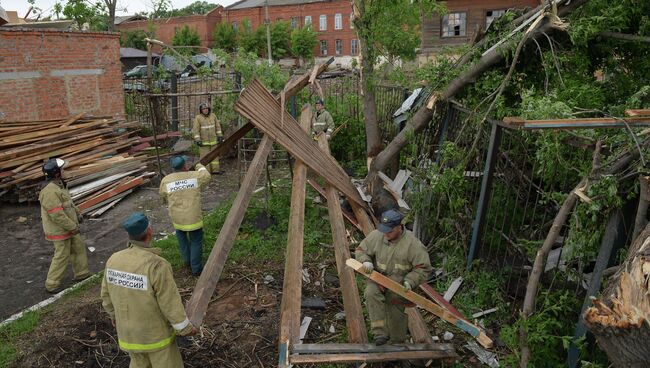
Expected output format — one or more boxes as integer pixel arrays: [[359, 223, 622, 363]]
[[362, 261, 374, 274], [195, 140, 203, 147], [217, 136, 224, 144], [402, 281, 412, 292]]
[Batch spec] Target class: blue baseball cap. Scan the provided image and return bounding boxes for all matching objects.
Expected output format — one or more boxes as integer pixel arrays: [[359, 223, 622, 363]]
[[378, 209, 404, 233], [122, 212, 150, 238], [170, 155, 186, 170], [315, 98, 324, 105]]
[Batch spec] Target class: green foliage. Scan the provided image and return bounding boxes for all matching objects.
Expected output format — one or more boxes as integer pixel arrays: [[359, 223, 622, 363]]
[[227, 49, 289, 91], [120, 30, 149, 50], [161, 1, 218, 17], [62, 0, 107, 30], [291, 24, 318, 61], [0, 311, 41, 367], [172, 26, 201, 55], [269, 21, 292, 59], [238, 19, 265, 55], [213, 22, 237, 52]]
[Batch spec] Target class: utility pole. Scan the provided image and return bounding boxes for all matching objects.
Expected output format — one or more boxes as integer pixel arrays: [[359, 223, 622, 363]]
[[264, 0, 272, 66]]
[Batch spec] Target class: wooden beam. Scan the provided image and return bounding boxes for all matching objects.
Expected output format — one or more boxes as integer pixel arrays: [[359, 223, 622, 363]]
[[307, 178, 363, 232], [350, 202, 375, 236], [420, 283, 468, 322], [317, 134, 368, 344], [278, 106, 311, 366], [292, 343, 455, 354], [234, 79, 365, 207], [626, 109, 650, 117], [502, 116, 650, 130], [77, 177, 145, 211], [346, 258, 493, 349], [197, 122, 254, 168], [186, 136, 273, 327], [289, 350, 456, 364]]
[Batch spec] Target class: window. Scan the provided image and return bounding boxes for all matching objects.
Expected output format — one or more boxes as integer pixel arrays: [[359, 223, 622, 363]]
[[232, 21, 238, 33], [334, 13, 342, 30], [335, 39, 343, 55], [320, 40, 328, 55], [319, 15, 327, 31], [291, 16, 300, 29], [486, 9, 507, 28], [350, 13, 354, 29], [305, 15, 312, 25], [441, 12, 467, 37], [351, 39, 359, 55]]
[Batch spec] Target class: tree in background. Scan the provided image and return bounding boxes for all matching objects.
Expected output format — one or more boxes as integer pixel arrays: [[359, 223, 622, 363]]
[[120, 30, 149, 50], [62, 0, 100, 30], [290, 24, 318, 63], [213, 22, 237, 52], [269, 21, 291, 60], [238, 19, 265, 55], [172, 26, 202, 55], [155, 1, 218, 17]]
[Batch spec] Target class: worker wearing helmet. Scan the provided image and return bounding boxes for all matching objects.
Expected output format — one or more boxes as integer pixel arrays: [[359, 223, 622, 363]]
[[355, 209, 432, 345], [159, 156, 211, 276], [39, 158, 90, 293], [311, 98, 334, 139], [192, 102, 223, 174], [101, 212, 198, 368]]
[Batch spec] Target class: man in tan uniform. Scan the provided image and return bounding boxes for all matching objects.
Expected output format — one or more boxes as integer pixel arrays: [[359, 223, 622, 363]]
[[101, 212, 197, 368], [159, 156, 211, 275], [311, 98, 334, 139], [192, 102, 223, 174], [39, 158, 90, 293], [355, 209, 432, 345]]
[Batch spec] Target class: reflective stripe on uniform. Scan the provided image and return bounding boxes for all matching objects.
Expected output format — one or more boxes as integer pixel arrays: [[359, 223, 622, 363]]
[[172, 317, 190, 331], [203, 140, 217, 145], [118, 332, 175, 351], [47, 206, 64, 213], [394, 263, 411, 271], [197, 167, 208, 172], [46, 231, 75, 241], [200, 126, 214, 130], [370, 320, 385, 328], [173, 221, 203, 231], [376, 262, 387, 272]]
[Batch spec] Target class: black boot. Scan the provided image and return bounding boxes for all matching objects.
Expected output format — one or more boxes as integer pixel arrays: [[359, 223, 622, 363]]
[[374, 335, 389, 346]]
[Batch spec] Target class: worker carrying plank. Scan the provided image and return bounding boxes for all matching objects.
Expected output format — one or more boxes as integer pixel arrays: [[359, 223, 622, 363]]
[[192, 102, 224, 174], [355, 209, 432, 346], [39, 158, 90, 293], [311, 98, 334, 139], [159, 155, 211, 276], [101, 212, 197, 368]]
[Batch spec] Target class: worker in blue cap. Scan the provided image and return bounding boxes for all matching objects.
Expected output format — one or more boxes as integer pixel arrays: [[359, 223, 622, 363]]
[[355, 209, 432, 345], [311, 98, 334, 139], [101, 212, 197, 368], [159, 155, 211, 276]]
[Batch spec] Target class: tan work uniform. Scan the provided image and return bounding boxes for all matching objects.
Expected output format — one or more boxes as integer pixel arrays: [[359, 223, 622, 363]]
[[158, 163, 211, 231], [101, 241, 193, 368], [355, 229, 432, 343], [39, 180, 89, 291], [192, 113, 223, 173], [311, 108, 334, 136]]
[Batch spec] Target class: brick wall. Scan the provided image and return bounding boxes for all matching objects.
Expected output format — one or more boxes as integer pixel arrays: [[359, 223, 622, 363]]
[[225, 0, 358, 57], [0, 28, 124, 121]]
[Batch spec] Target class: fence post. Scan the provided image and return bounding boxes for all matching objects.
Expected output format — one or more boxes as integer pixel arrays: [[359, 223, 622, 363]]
[[467, 122, 502, 269], [171, 72, 179, 132]]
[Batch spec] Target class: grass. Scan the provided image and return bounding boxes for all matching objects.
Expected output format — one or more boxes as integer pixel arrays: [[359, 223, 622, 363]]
[[0, 311, 40, 367]]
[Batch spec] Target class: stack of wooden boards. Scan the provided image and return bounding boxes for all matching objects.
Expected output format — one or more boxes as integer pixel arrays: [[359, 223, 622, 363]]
[[0, 114, 155, 215]]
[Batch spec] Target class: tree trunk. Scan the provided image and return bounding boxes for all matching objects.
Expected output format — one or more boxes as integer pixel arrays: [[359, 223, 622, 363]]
[[584, 223, 650, 367], [632, 175, 650, 240], [104, 0, 116, 31]]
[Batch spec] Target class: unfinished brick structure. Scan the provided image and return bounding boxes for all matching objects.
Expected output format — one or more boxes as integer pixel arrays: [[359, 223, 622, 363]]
[[0, 28, 124, 121]]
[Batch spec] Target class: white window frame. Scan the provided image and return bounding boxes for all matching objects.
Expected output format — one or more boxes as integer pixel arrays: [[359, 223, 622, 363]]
[[351, 39, 359, 55], [320, 40, 328, 56], [304, 15, 312, 25], [441, 12, 467, 38], [335, 39, 343, 55], [334, 13, 342, 30], [319, 15, 327, 31], [350, 13, 354, 29], [486, 9, 507, 28]]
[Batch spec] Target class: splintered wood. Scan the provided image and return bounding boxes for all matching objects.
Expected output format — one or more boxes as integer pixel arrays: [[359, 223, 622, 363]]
[[0, 115, 154, 216]]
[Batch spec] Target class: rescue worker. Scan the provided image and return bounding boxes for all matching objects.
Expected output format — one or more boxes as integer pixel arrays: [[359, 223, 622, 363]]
[[355, 209, 432, 345], [101, 212, 198, 368], [311, 98, 334, 139], [39, 158, 90, 293], [159, 156, 211, 276], [192, 102, 224, 174]]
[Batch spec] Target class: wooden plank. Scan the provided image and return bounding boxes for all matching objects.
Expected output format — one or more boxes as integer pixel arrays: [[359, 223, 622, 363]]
[[279, 105, 311, 357], [502, 116, 650, 130], [346, 258, 493, 349], [317, 134, 368, 344], [350, 202, 375, 236], [420, 283, 467, 322], [625, 109, 650, 116], [186, 136, 273, 327], [292, 342, 455, 354], [289, 350, 456, 364], [234, 79, 364, 207], [77, 177, 144, 211], [197, 122, 254, 167], [406, 308, 435, 344], [307, 179, 363, 232], [443, 277, 463, 302]]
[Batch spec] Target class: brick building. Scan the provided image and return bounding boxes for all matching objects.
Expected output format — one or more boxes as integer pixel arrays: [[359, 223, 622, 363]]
[[0, 28, 124, 121], [224, 0, 359, 59], [116, 7, 224, 52], [421, 0, 540, 55]]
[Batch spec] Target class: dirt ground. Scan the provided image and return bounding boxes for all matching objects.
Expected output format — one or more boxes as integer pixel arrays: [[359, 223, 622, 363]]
[[0, 157, 240, 321]]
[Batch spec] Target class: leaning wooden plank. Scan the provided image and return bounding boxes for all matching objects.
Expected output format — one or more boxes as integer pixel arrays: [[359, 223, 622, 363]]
[[625, 109, 650, 117], [346, 258, 493, 349], [306, 179, 363, 232], [77, 177, 144, 211], [406, 308, 435, 344], [234, 79, 364, 207], [279, 105, 311, 362], [420, 283, 468, 322], [289, 350, 456, 364], [443, 277, 463, 302], [185, 136, 274, 327], [317, 134, 368, 344], [81, 189, 134, 215], [293, 343, 455, 354], [89, 195, 127, 217]]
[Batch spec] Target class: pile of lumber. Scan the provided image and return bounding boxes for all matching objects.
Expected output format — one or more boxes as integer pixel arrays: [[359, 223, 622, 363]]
[[0, 114, 155, 215]]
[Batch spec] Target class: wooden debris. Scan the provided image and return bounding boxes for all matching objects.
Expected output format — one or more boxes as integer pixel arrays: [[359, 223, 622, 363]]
[[443, 277, 464, 302], [420, 283, 468, 322], [472, 308, 498, 319], [377, 170, 411, 210], [306, 179, 363, 232], [298, 317, 312, 343]]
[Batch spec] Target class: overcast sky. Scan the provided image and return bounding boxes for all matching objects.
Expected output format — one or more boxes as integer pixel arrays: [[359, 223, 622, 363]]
[[1, 0, 238, 18]]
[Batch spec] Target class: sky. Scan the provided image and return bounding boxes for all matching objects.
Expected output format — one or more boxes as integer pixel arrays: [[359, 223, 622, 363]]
[[1, 0, 238, 18]]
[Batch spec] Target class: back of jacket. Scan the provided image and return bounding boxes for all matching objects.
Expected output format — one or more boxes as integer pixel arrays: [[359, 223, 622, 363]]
[[100, 243, 191, 353], [39, 181, 79, 241], [159, 165, 211, 231]]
